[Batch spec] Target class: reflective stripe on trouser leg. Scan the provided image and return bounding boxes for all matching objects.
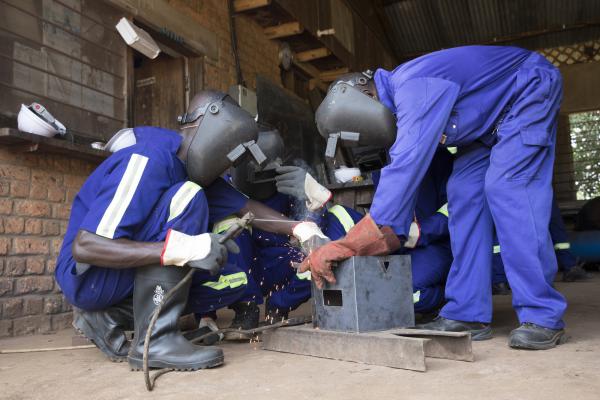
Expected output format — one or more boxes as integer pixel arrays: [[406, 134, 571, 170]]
[[202, 272, 248, 290]]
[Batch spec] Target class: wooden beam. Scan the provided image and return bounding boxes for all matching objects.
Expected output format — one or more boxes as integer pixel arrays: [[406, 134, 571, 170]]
[[292, 59, 321, 79], [233, 0, 271, 13], [320, 67, 350, 82], [264, 22, 303, 39], [295, 47, 331, 62]]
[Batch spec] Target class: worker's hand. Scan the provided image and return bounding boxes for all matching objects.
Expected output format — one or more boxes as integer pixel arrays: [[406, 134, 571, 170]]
[[276, 166, 332, 211], [292, 221, 329, 252], [298, 242, 354, 288], [403, 221, 421, 249], [161, 230, 239, 275]]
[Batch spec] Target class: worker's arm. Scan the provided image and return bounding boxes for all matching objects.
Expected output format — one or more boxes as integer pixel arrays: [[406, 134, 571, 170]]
[[370, 77, 460, 237], [72, 230, 163, 268], [72, 229, 238, 273], [238, 199, 296, 235]]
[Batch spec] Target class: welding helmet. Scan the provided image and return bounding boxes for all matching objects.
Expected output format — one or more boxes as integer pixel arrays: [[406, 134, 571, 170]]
[[230, 128, 284, 200], [315, 71, 396, 158], [104, 128, 136, 152], [178, 91, 264, 187], [17, 102, 67, 137]]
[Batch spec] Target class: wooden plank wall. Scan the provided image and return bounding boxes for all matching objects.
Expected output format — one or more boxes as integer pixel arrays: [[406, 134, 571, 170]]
[[0, 0, 127, 141]]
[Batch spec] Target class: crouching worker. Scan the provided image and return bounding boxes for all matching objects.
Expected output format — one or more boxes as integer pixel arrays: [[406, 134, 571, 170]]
[[55, 91, 265, 370]]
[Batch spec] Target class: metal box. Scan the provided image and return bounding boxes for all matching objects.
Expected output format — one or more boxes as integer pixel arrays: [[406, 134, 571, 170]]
[[312, 255, 414, 333]]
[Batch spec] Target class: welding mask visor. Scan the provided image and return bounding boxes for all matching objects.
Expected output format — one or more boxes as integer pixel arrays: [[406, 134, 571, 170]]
[[315, 82, 396, 157], [231, 128, 284, 200], [182, 94, 264, 187]]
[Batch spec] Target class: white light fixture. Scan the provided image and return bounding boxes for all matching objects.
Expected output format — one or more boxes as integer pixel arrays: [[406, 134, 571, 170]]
[[115, 18, 161, 59]]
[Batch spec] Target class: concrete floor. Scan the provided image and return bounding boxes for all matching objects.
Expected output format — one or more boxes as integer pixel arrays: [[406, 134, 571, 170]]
[[1, 274, 599, 400]]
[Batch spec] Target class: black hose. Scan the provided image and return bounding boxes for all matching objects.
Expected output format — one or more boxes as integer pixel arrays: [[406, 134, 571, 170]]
[[228, 0, 245, 86]]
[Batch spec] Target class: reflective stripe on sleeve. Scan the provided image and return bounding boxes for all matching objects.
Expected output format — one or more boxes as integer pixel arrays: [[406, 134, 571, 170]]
[[168, 181, 202, 222], [328, 205, 356, 233], [202, 272, 248, 290], [554, 242, 571, 250], [96, 154, 148, 239], [437, 203, 449, 217]]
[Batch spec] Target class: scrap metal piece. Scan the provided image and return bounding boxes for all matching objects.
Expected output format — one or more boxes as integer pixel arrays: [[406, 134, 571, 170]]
[[262, 326, 474, 371], [262, 325, 427, 371], [390, 329, 473, 362]]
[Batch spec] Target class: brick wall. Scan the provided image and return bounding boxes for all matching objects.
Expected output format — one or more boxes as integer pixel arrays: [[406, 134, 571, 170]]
[[174, 0, 282, 91], [0, 0, 282, 337], [0, 149, 98, 337]]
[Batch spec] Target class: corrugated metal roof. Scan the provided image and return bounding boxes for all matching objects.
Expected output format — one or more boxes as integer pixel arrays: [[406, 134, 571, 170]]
[[382, 0, 600, 60]]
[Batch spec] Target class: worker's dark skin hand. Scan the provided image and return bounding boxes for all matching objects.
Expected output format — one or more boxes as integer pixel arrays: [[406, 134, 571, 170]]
[[239, 199, 297, 235], [72, 230, 163, 269]]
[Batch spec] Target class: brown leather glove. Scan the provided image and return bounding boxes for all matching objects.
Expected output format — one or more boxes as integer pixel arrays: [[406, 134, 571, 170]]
[[299, 214, 401, 288]]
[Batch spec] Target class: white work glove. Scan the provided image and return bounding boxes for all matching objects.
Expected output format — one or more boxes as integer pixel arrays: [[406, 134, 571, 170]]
[[403, 221, 421, 249], [161, 229, 239, 275], [292, 221, 330, 254], [275, 166, 332, 211]]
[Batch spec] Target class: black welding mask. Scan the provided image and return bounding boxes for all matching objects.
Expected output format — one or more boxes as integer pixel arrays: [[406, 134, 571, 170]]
[[178, 91, 264, 187], [231, 128, 284, 200], [315, 71, 396, 158]]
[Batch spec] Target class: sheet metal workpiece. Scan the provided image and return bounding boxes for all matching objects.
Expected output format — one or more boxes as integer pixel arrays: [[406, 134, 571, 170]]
[[312, 255, 415, 333]]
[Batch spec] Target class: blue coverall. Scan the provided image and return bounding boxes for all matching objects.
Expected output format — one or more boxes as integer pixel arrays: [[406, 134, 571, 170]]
[[493, 195, 577, 284], [370, 45, 567, 329], [56, 127, 250, 314]]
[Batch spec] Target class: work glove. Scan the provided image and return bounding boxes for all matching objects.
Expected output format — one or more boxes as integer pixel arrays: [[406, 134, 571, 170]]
[[292, 221, 330, 254], [275, 166, 332, 211], [161, 229, 240, 275], [299, 214, 401, 288], [404, 221, 421, 249]]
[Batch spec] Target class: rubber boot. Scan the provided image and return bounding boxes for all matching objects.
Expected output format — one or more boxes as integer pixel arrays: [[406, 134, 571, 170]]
[[224, 301, 260, 340], [562, 264, 590, 282], [72, 298, 133, 362], [508, 323, 566, 350], [416, 316, 493, 341], [263, 300, 289, 325], [127, 265, 224, 370]]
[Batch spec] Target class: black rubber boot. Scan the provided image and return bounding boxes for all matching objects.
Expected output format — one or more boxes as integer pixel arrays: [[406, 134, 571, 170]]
[[224, 301, 260, 340], [508, 323, 566, 350], [72, 298, 133, 362], [264, 301, 289, 325], [492, 282, 511, 296], [416, 316, 493, 341], [562, 264, 590, 282], [127, 265, 224, 370]]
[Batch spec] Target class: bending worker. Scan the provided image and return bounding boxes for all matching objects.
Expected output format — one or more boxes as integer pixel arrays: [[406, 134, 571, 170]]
[[303, 45, 568, 350], [56, 91, 326, 370]]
